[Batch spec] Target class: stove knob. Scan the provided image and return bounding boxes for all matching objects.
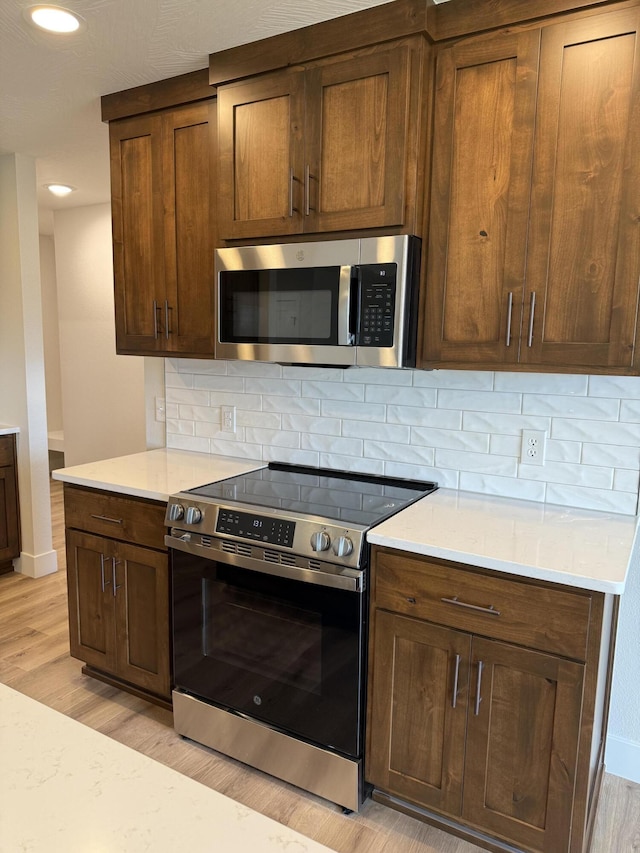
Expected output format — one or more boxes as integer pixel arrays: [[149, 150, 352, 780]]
[[333, 535, 354, 557], [310, 531, 331, 552], [167, 503, 184, 522], [185, 506, 202, 525]]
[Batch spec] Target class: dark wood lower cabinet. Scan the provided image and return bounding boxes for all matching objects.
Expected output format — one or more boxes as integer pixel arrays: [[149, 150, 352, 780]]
[[367, 547, 617, 853], [0, 434, 21, 574], [64, 485, 170, 706]]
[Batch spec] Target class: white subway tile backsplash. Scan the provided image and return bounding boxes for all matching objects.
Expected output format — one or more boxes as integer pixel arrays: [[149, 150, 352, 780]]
[[436, 449, 517, 477], [438, 389, 522, 413], [413, 369, 494, 390], [463, 412, 551, 435], [302, 380, 364, 401], [342, 420, 410, 443], [165, 362, 640, 515], [387, 406, 462, 428], [366, 384, 436, 406], [495, 372, 588, 395], [321, 400, 386, 421], [522, 394, 620, 420], [412, 427, 490, 453], [364, 440, 435, 466]]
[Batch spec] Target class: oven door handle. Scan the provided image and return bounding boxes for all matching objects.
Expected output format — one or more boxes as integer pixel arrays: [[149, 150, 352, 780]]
[[166, 534, 364, 593]]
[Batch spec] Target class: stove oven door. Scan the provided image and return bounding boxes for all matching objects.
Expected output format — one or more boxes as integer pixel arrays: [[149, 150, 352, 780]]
[[171, 546, 366, 758]]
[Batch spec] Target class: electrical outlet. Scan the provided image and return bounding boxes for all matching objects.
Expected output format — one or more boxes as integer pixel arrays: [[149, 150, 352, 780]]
[[520, 429, 546, 466], [155, 397, 165, 423], [221, 405, 236, 434]]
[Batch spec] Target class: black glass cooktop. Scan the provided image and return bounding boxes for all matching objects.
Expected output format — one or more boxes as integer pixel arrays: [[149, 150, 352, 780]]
[[186, 462, 437, 528]]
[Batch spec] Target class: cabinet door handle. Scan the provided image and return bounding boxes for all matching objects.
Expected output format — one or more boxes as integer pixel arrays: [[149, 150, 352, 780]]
[[527, 291, 536, 347], [100, 553, 112, 592], [153, 300, 160, 339], [452, 653, 461, 709], [164, 301, 171, 340], [441, 596, 500, 617], [505, 291, 513, 346], [474, 660, 484, 716], [91, 514, 123, 525], [289, 168, 295, 217], [304, 165, 311, 216], [112, 558, 122, 597]]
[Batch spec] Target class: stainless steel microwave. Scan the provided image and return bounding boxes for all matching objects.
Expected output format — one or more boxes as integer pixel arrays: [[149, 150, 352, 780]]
[[214, 235, 421, 368]]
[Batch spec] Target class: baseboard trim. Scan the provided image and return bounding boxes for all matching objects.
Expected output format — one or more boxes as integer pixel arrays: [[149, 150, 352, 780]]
[[605, 734, 640, 783], [14, 549, 58, 578]]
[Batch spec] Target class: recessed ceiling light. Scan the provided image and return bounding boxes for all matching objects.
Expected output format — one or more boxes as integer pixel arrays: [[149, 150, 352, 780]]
[[44, 183, 76, 197], [26, 5, 82, 34]]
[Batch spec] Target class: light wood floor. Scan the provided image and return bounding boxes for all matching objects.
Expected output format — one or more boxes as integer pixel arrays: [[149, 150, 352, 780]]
[[0, 479, 638, 852]]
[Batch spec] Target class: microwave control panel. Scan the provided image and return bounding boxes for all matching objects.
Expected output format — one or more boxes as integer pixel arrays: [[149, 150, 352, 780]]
[[357, 264, 396, 347]]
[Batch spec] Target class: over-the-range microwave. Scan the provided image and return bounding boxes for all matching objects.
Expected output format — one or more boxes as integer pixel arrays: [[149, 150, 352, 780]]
[[214, 235, 421, 368]]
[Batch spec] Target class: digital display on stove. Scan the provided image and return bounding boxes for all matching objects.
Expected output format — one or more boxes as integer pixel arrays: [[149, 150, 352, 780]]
[[216, 508, 295, 548]]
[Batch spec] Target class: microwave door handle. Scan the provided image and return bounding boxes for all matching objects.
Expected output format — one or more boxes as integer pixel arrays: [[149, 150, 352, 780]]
[[338, 265, 354, 346]]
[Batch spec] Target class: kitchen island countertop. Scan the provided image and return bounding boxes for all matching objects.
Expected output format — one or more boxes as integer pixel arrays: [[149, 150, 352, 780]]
[[52, 448, 264, 501], [0, 424, 19, 435], [368, 487, 639, 595], [0, 682, 336, 853]]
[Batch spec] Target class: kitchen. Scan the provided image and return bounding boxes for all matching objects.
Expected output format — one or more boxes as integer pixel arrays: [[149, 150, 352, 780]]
[[2, 0, 640, 850]]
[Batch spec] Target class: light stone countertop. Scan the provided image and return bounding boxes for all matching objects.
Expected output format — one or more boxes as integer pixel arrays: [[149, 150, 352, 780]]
[[0, 424, 19, 435], [368, 487, 639, 594], [51, 448, 264, 501], [0, 683, 336, 853]]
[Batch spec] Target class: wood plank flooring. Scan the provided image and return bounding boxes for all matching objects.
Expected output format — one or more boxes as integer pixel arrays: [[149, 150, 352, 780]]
[[0, 478, 638, 852]]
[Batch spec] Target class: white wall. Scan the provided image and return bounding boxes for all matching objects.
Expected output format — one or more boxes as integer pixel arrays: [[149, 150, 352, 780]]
[[164, 357, 640, 782], [53, 204, 147, 466], [40, 235, 63, 434], [0, 154, 56, 577]]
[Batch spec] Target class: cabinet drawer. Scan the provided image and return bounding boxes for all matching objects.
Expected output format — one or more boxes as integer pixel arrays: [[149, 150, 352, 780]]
[[0, 434, 16, 466], [64, 485, 166, 551], [373, 549, 591, 660]]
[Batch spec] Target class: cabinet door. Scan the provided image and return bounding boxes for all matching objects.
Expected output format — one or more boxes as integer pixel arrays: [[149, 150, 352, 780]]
[[113, 540, 170, 699], [110, 113, 166, 353], [218, 69, 305, 239], [162, 102, 215, 356], [367, 610, 470, 816], [66, 531, 118, 673], [523, 9, 640, 370], [304, 46, 410, 233], [463, 637, 584, 853], [0, 462, 20, 566], [423, 30, 539, 366]]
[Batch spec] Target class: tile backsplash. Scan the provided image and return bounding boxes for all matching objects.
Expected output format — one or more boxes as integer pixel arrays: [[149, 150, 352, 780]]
[[165, 359, 640, 516]]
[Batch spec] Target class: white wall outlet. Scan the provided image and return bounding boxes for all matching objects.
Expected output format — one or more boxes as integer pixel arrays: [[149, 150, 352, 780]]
[[221, 405, 236, 434], [155, 397, 165, 423], [520, 429, 546, 466]]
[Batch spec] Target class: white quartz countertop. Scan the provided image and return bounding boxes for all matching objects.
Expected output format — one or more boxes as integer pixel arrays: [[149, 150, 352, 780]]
[[0, 424, 19, 435], [52, 448, 264, 501], [368, 487, 639, 595], [0, 683, 336, 853]]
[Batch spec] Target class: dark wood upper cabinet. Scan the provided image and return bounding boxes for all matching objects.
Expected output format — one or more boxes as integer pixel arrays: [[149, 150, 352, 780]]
[[217, 39, 423, 240], [422, 4, 640, 374], [110, 100, 215, 357]]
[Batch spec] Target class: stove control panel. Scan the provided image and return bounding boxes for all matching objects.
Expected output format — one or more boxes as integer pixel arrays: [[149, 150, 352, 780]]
[[216, 508, 295, 548]]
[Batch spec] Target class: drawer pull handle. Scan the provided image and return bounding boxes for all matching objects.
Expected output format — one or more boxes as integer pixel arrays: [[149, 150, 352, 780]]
[[91, 514, 123, 525], [452, 653, 461, 709], [441, 596, 501, 617], [474, 660, 484, 716]]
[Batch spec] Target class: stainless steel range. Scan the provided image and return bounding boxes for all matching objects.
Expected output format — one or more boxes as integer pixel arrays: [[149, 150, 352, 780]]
[[165, 463, 437, 811]]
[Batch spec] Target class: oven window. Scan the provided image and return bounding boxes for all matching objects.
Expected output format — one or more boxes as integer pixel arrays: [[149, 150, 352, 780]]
[[219, 268, 340, 344], [203, 582, 322, 695]]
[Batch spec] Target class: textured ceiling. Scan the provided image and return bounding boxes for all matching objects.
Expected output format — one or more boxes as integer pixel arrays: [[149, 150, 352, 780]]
[[0, 0, 446, 225]]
